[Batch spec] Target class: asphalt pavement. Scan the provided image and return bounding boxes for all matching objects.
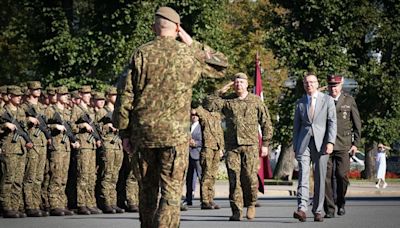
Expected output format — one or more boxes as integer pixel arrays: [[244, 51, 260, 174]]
[[1, 180, 399, 228]]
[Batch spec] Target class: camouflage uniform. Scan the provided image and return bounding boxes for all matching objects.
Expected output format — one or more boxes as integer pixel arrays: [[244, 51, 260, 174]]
[[125, 152, 139, 209], [45, 101, 72, 211], [114, 33, 227, 227], [71, 89, 98, 213], [195, 106, 224, 207], [41, 86, 57, 209], [96, 105, 124, 210], [20, 83, 48, 214], [0, 86, 28, 217], [207, 92, 273, 218]]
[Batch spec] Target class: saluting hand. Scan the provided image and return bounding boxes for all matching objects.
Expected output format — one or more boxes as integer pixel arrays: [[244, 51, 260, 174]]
[[178, 26, 193, 46]]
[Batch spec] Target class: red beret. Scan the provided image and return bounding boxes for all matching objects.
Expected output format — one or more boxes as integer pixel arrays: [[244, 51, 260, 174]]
[[327, 75, 343, 84]]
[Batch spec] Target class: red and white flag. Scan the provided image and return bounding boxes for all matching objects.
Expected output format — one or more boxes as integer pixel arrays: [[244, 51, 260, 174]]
[[254, 53, 273, 194]]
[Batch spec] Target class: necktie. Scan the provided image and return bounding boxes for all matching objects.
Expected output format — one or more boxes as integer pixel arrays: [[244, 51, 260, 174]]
[[309, 96, 315, 121]]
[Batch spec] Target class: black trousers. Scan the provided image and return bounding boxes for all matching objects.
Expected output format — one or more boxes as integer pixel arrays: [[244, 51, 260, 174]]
[[185, 157, 202, 203], [324, 150, 350, 213]]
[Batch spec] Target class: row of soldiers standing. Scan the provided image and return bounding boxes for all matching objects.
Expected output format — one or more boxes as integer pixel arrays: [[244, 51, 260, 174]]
[[0, 82, 139, 218]]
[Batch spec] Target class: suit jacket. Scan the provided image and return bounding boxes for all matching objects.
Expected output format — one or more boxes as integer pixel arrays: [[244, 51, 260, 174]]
[[293, 91, 337, 154], [333, 93, 362, 151], [189, 122, 203, 160]]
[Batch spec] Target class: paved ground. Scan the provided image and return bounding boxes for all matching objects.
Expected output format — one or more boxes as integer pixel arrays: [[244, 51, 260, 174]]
[[1, 180, 399, 227], [1, 197, 399, 228]]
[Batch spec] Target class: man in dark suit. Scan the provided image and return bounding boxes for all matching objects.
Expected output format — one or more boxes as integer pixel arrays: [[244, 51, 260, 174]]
[[324, 75, 362, 218], [184, 108, 203, 206], [293, 72, 337, 222]]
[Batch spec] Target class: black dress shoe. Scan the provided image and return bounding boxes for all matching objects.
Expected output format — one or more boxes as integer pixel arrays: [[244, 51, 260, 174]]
[[324, 212, 335, 218], [293, 210, 307, 222], [337, 207, 346, 216]]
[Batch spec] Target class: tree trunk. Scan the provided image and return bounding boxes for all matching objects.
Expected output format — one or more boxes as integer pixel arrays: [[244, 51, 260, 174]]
[[364, 142, 376, 179], [273, 143, 295, 180]]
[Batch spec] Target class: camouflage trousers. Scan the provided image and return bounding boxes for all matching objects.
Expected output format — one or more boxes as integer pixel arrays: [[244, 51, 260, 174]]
[[200, 148, 221, 204], [135, 142, 188, 228], [76, 148, 97, 207], [23, 146, 46, 209], [126, 152, 139, 206], [99, 148, 123, 206], [41, 155, 50, 209], [0, 152, 26, 211], [226, 145, 259, 215], [48, 149, 70, 209]]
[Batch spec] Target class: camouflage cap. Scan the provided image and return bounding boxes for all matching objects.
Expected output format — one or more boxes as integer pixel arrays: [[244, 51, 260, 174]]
[[7, 85, 24, 96], [47, 87, 57, 96], [57, 86, 69, 94], [27, 81, 42, 89], [233, 72, 248, 80], [106, 86, 118, 95], [93, 92, 105, 100], [0, 85, 8, 94], [71, 90, 80, 99], [155, 6, 180, 24], [79, 85, 92, 93]]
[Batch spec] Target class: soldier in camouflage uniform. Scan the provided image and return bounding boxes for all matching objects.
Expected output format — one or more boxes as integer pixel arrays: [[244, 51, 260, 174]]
[[93, 91, 125, 214], [0, 86, 33, 218], [0, 86, 8, 107], [41, 86, 58, 210], [20, 81, 49, 217], [113, 6, 227, 228], [71, 85, 102, 215], [193, 103, 224, 210], [45, 86, 79, 216], [207, 73, 273, 221]]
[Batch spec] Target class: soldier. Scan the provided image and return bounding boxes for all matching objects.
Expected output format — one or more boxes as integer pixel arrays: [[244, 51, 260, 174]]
[[41, 86, 58, 211], [71, 85, 102, 215], [94, 91, 125, 214], [207, 73, 273, 221], [113, 6, 227, 227], [0, 85, 8, 107], [0, 86, 33, 218], [193, 101, 224, 210], [71, 90, 81, 107], [324, 75, 361, 218], [20, 81, 49, 217], [45, 86, 79, 216]]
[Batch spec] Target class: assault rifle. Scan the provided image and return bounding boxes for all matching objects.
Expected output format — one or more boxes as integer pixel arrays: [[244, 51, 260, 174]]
[[99, 110, 119, 144], [26, 106, 56, 151], [81, 113, 105, 152], [53, 112, 77, 144], [1, 110, 33, 148]]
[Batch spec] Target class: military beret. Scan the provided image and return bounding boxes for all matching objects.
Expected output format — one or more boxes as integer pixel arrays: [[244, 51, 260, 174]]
[[93, 92, 105, 100], [7, 85, 24, 96], [106, 86, 118, 95], [47, 87, 57, 96], [57, 86, 69, 94], [155, 6, 180, 24], [327, 75, 343, 84], [233, 72, 248, 80], [79, 85, 92, 93], [27, 81, 42, 90], [0, 85, 8, 94]]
